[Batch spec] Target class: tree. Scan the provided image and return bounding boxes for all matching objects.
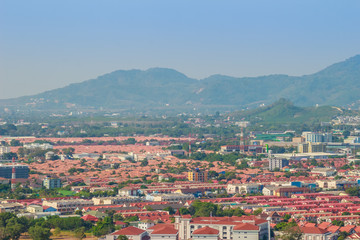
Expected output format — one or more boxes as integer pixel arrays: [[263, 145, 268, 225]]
[[92, 217, 114, 237], [253, 208, 263, 216], [118, 235, 129, 240], [53, 227, 61, 236], [282, 225, 303, 240], [28, 225, 52, 240], [338, 231, 350, 240], [343, 130, 351, 139], [124, 138, 136, 145], [332, 220, 344, 227], [10, 139, 21, 146], [283, 214, 291, 221], [62, 147, 75, 156], [346, 186, 360, 197], [140, 158, 148, 167], [163, 206, 175, 215], [6, 222, 23, 240], [74, 227, 86, 240]]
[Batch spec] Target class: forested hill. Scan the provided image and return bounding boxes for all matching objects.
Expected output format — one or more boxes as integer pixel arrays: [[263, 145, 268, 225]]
[[228, 98, 349, 124], [1, 55, 360, 113]]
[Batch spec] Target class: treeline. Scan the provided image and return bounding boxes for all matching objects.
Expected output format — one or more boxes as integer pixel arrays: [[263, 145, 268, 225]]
[[178, 200, 246, 217]]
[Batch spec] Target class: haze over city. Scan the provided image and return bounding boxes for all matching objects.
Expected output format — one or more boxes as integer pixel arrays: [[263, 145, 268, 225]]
[[1, 0, 360, 98], [2, 1, 360, 240]]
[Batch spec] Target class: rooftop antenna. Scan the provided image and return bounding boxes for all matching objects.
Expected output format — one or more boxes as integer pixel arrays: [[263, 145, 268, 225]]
[[11, 157, 16, 191]]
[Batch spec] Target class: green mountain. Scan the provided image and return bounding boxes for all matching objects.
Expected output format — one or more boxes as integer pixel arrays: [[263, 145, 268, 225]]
[[229, 98, 346, 124], [1, 55, 360, 112]]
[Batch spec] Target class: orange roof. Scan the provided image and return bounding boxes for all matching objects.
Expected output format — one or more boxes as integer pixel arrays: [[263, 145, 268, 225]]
[[326, 226, 340, 233], [192, 226, 219, 235], [234, 223, 259, 231], [81, 215, 99, 222], [111, 226, 145, 236], [151, 225, 178, 235], [300, 227, 328, 234]]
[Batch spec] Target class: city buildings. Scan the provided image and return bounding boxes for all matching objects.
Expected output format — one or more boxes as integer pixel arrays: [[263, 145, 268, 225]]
[[0, 164, 29, 179], [43, 177, 61, 189], [268, 157, 289, 171], [188, 169, 208, 182]]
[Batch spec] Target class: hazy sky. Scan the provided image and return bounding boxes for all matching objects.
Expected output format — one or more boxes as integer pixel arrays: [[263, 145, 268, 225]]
[[1, 0, 360, 99]]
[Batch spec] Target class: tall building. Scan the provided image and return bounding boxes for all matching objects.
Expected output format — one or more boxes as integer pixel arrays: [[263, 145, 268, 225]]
[[269, 158, 289, 171], [303, 132, 332, 143], [43, 177, 61, 189], [0, 146, 11, 155], [0, 164, 29, 179], [298, 142, 327, 153], [188, 169, 208, 182]]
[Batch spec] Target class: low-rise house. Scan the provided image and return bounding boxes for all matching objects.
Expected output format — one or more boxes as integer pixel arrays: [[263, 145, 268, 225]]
[[106, 226, 149, 240], [138, 219, 155, 230], [0, 203, 24, 213], [148, 224, 178, 240], [233, 223, 260, 240], [119, 187, 139, 197], [26, 204, 43, 213], [148, 193, 194, 202], [192, 226, 219, 240], [92, 196, 140, 205], [311, 168, 336, 177], [262, 186, 278, 196], [227, 184, 261, 195], [300, 226, 336, 240], [42, 199, 93, 213], [274, 186, 310, 197]]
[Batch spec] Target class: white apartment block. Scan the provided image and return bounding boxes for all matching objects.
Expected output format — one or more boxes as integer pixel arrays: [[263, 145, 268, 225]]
[[174, 214, 268, 240]]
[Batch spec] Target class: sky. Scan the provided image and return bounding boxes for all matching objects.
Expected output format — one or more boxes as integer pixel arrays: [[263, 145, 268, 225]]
[[0, 0, 360, 99]]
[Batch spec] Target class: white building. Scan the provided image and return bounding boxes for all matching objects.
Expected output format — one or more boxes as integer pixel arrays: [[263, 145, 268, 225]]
[[26, 204, 43, 213], [227, 184, 261, 195], [192, 226, 219, 240], [138, 219, 156, 230], [148, 224, 178, 240], [106, 226, 149, 240], [23, 143, 53, 150], [174, 214, 267, 240], [311, 168, 336, 177], [0, 146, 10, 155]]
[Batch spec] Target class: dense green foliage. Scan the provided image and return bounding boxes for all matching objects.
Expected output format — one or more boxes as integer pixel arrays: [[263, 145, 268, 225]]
[[179, 200, 246, 217]]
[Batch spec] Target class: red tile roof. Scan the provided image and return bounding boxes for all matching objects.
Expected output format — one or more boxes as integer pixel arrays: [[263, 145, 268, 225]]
[[325, 226, 340, 233], [111, 226, 145, 236], [151, 225, 178, 235], [81, 215, 99, 222], [300, 227, 328, 234], [192, 226, 219, 235], [234, 223, 259, 231]]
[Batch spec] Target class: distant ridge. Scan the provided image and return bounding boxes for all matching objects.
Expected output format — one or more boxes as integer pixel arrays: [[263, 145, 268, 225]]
[[1, 55, 360, 112], [228, 98, 347, 124]]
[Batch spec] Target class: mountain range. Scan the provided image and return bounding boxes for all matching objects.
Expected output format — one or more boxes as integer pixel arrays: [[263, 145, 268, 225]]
[[1, 55, 360, 113]]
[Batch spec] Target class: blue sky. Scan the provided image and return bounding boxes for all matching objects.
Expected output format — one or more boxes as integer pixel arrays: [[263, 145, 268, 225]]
[[1, 0, 360, 98]]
